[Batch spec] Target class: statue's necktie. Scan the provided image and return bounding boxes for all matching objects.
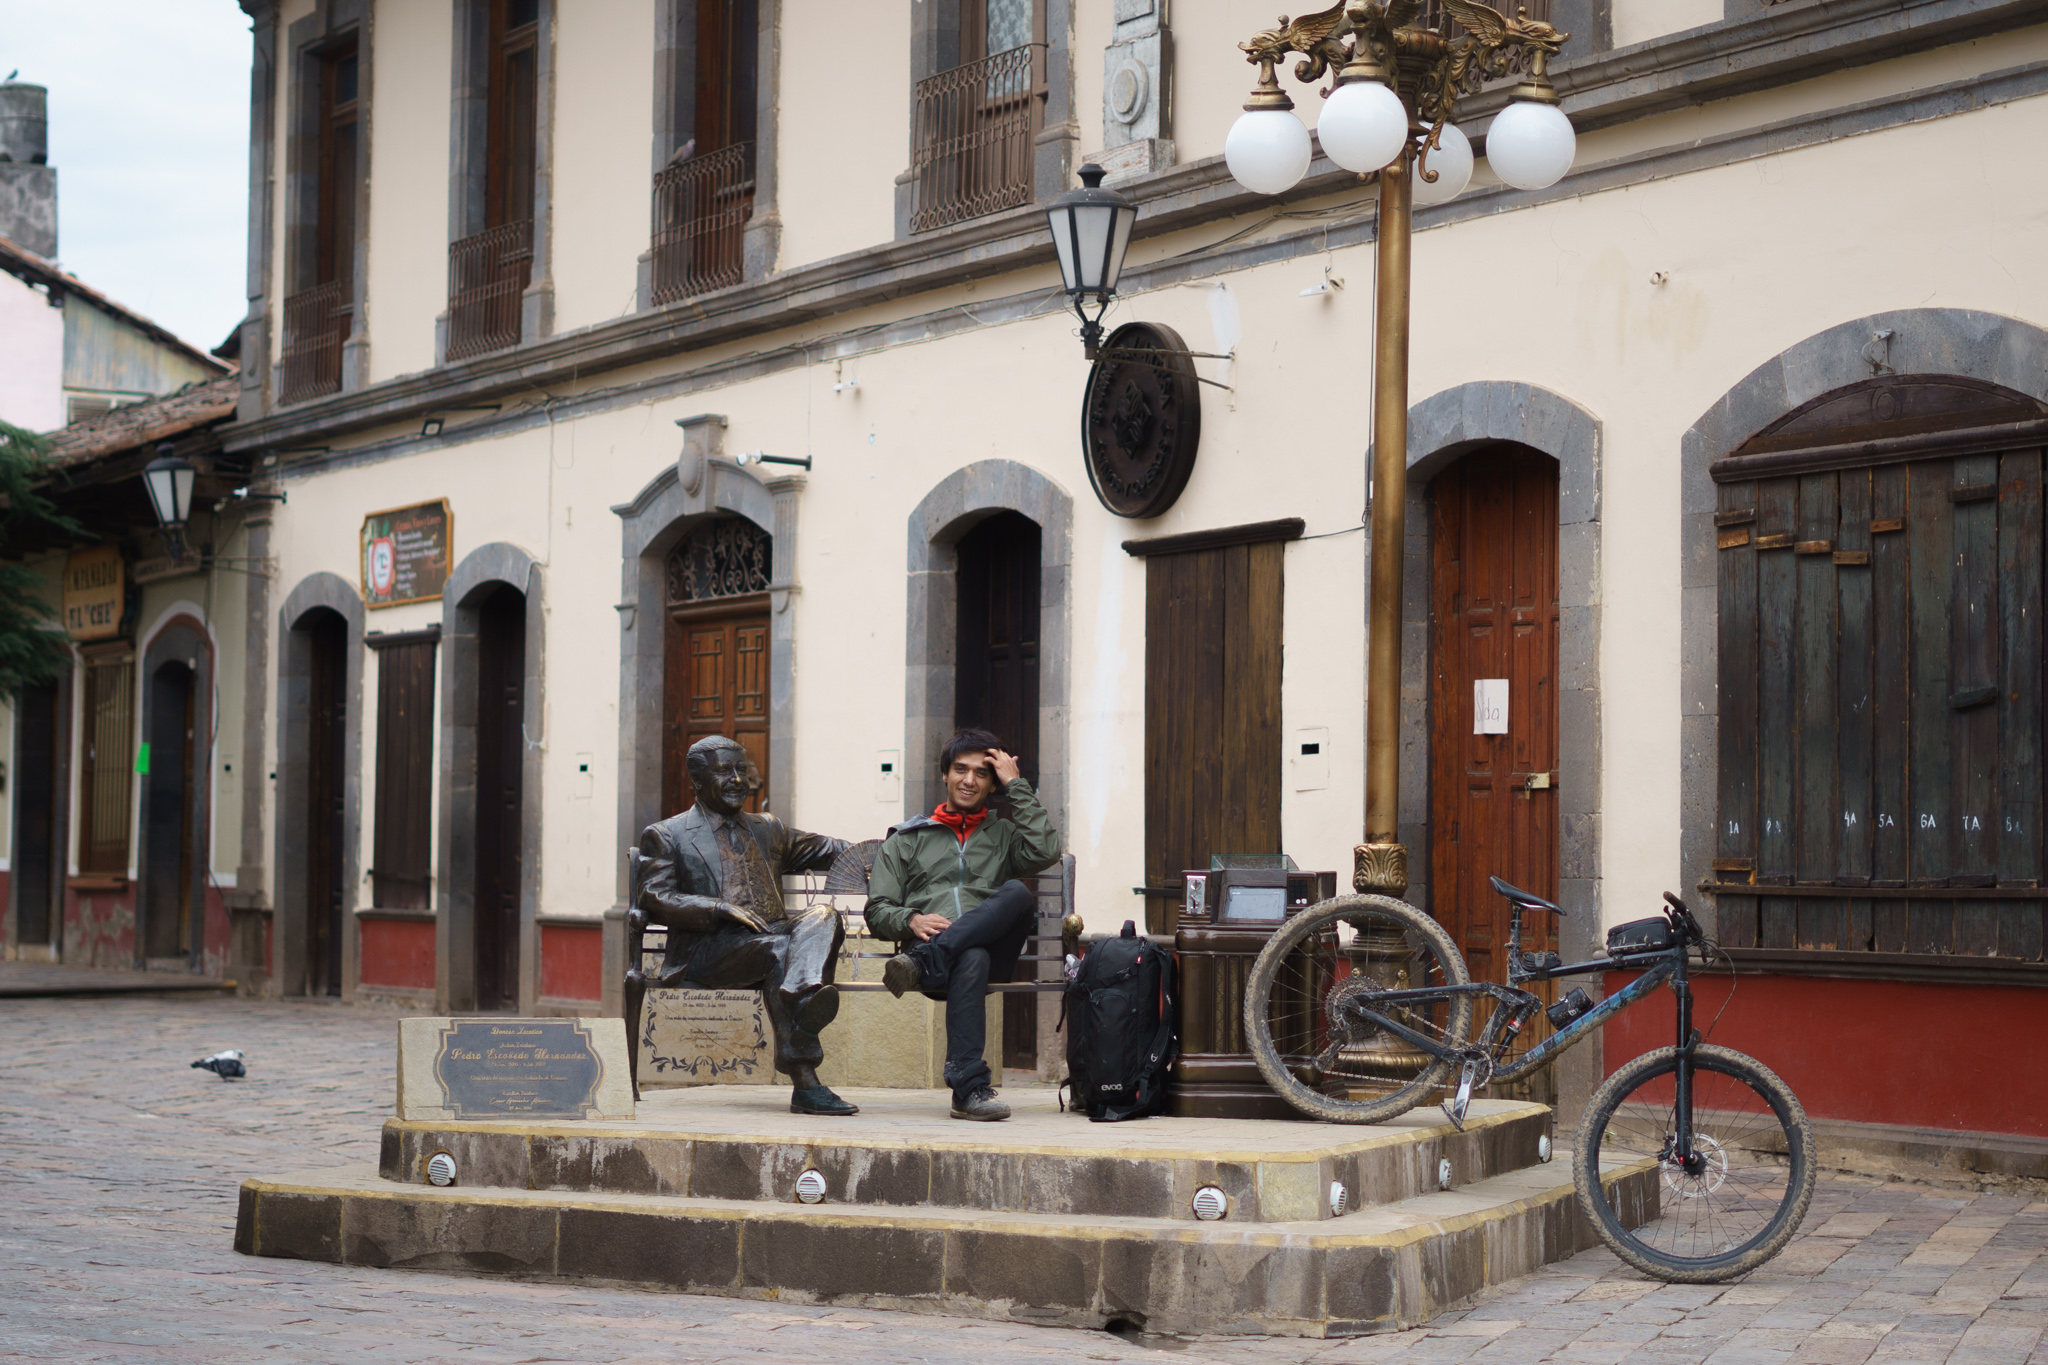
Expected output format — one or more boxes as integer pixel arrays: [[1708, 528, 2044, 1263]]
[[720, 818, 782, 925]]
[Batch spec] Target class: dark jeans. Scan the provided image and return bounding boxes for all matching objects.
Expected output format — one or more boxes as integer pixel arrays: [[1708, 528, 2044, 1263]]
[[907, 879, 1037, 1100]]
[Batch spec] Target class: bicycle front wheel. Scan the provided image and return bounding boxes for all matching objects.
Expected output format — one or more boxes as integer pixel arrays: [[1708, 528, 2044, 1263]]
[[1576, 1043, 1816, 1282], [1243, 894, 1473, 1124]]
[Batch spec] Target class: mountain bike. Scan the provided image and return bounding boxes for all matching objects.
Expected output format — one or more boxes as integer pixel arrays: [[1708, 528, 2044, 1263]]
[[1241, 878, 1816, 1282]]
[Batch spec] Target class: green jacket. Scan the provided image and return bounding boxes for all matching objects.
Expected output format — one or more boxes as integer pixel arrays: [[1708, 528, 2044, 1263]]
[[863, 780, 1061, 943]]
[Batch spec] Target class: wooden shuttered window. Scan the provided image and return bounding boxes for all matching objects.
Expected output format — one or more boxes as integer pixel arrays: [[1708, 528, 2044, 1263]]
[[79, 649, 135, 876], [370, 635, 437, 910], [1713, 448, 2047, 965]]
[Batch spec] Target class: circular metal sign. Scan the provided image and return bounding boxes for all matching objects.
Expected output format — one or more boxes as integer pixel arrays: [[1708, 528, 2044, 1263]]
[[1081, 321, 1202, 519]]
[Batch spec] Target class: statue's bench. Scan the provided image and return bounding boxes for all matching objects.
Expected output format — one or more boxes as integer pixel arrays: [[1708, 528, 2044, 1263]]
[[628, 853, 1075, 1092]]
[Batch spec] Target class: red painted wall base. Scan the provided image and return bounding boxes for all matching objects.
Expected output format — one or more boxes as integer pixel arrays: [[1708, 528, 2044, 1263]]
[[1602, 971, 2048, 1138], [540, 923, 603, 1004], [360, 918, 435, 992]]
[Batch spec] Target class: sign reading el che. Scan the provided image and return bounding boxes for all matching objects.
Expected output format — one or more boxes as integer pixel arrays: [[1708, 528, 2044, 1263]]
[[361, 500, 452, 608], [63, 545, 124, 640]]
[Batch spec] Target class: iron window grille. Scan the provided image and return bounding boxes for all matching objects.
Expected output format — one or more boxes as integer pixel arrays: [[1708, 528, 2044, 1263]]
[[909, 42, 1046, 233], [446, 219, 533, 361], [651, 141, 755, 304]]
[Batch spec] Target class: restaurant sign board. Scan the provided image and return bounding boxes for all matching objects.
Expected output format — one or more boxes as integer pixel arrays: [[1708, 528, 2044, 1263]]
[[360, 499, 452, 608]]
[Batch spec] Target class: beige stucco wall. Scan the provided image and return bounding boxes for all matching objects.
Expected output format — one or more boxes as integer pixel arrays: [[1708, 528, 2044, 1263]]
[[548, 0, 656, 335], [264, 69, 2048, 940], [363, 0, 454, 383], [774, 0, 911, 270], [1612, 0, 1723, 51]]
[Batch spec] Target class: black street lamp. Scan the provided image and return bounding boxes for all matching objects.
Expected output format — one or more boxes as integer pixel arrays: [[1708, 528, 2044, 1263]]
[[141, 441, 196, 555], [1045, 163, 1137, 360]]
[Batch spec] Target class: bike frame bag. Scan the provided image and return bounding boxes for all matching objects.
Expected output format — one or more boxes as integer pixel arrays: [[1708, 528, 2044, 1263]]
[[1606, 917, 1673, 953]]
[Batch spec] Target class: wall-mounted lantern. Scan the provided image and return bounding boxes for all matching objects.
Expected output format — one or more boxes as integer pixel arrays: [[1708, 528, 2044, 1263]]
[[141, 442, 196, 555]]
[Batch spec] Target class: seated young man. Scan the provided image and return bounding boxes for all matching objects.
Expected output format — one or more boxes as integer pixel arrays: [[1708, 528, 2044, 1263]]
[[863, 729, 1062, 1121]]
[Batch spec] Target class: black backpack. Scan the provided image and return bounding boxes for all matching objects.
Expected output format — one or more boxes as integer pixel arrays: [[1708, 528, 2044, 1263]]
[[1061, 921, 1178, 1122]]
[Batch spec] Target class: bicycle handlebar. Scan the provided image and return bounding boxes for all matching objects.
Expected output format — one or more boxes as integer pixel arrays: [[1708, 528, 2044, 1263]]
[[1663, 891, 1706, 944]]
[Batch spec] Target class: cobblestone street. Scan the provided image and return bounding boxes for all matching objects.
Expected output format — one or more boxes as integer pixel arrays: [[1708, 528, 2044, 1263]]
[[1, 993, 2041, 1364]]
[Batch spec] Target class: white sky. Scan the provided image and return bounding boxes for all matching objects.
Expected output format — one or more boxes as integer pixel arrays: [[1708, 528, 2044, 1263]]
[[2, 0, 252, 354]]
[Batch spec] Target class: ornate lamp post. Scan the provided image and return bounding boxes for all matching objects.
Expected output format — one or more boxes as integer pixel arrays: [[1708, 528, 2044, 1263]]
[[1223, 1, 1574, 897]]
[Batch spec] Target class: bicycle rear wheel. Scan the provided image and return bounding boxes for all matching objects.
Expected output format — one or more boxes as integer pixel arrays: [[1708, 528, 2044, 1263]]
[[1243, 894, 1473, 1124], [1576, 1043, 1816, 1282]]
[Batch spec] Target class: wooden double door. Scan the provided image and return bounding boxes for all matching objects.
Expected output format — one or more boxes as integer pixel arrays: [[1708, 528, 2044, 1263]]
[[664, 599, 771, 817], [1429, 446, 1561, 1030]]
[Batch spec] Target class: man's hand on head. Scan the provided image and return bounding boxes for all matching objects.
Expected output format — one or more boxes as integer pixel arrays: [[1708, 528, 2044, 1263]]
[[988, 749, 1022, 785], [907, 912, 951, 942]]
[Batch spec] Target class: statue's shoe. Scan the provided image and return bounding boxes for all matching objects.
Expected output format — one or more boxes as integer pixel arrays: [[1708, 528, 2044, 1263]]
[[790, 1084, 858, 1116], [792, 984, 840, 1036]]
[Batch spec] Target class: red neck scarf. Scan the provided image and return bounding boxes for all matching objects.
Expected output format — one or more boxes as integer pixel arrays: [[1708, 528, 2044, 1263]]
[[932, 801, 989, 844]]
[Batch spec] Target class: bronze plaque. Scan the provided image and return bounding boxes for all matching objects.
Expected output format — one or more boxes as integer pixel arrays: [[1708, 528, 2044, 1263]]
[[433, 1019, 604, 1117], [361, 499, 452, 608], [637, 988, 773, 1086], [1082, 320, 1202, 519]]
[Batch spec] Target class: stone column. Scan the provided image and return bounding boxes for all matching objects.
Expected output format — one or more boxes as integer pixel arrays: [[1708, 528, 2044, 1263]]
[[232, 500, 276, 992], [764, 472, 804, 825]]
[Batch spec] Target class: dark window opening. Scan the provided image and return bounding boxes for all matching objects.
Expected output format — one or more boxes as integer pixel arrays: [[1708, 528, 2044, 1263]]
[[449, 0, 538, 360], [1711, 376, 2048, 969], [283, 36, 359, 404], [652, 0, 758, 304], [910, 0, 1045, 232], [79, 650, 134, 877]]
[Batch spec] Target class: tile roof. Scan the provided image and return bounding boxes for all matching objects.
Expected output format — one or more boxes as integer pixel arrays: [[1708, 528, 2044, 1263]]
[[40, 375, 240, 469]]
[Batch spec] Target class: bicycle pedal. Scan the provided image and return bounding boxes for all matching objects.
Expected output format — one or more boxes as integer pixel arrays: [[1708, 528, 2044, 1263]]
[[1441, 1060, 1478, 1130]]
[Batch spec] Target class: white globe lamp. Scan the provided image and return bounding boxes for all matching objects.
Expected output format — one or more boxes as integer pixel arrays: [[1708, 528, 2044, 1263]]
[[1411, 123, 1473, 207], [1485, 99, 1575, 191], [1226, 105, 1312, 196], [1316, 78, 1409, 174]]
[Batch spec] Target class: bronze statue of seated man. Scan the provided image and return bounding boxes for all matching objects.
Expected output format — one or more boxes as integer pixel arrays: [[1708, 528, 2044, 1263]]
[[626, 734, 857, 1116]]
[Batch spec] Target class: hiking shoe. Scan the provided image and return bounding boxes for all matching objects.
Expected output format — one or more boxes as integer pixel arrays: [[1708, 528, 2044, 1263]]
[[950, 1087, 1011, 1122], [883, 954, 921, 999]]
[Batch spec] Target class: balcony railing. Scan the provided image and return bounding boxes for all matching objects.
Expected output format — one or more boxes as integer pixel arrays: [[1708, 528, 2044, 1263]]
[[651, 141, 754, 305], [280, 279, 352, 404], [447, 219, 533, 361], [909, 43, 1045, 233]]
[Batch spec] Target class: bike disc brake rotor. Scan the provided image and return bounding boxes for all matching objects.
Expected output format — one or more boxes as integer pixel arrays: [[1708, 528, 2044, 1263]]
[[1662, 1133, 1730, 1198]]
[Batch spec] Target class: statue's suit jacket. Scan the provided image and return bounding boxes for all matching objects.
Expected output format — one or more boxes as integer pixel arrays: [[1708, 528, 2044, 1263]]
[[636, 805, 848, 974]]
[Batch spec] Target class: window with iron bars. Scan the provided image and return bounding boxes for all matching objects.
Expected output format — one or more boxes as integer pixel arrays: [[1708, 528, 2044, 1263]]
[[281, 39, 358, 404], [448, 0, 537, 361]]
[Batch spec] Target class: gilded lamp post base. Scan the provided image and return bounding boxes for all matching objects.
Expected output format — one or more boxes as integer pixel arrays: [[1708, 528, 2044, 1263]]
[[1352, 841, 1410, 897]]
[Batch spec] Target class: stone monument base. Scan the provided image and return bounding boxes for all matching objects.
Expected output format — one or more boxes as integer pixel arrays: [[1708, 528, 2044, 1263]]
[[235, 1087, 1656, 1337], [635, 924, 1005, 1091]]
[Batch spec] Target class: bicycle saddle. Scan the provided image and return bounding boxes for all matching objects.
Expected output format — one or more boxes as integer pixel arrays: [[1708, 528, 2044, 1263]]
[[1489, 875, 1565, 915]]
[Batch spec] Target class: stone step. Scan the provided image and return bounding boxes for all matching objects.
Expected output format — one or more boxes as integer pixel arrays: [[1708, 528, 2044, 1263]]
[[378, 1087, 1552, 1223], [235, 1155, 1658, 1338]]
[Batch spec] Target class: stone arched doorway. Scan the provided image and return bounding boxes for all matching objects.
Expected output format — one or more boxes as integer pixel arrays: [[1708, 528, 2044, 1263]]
[[275, 573, 364, 1000], [437, 543, 545, 1012]]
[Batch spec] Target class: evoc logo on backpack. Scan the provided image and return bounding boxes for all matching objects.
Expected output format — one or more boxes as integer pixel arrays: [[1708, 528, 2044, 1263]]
[[1060, 920, 1178, 1122]]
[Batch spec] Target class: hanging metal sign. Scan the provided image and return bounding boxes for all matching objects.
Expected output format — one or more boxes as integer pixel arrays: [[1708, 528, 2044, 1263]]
[[1081, 321, 1202, 519], [62, 544, 124, 640]]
